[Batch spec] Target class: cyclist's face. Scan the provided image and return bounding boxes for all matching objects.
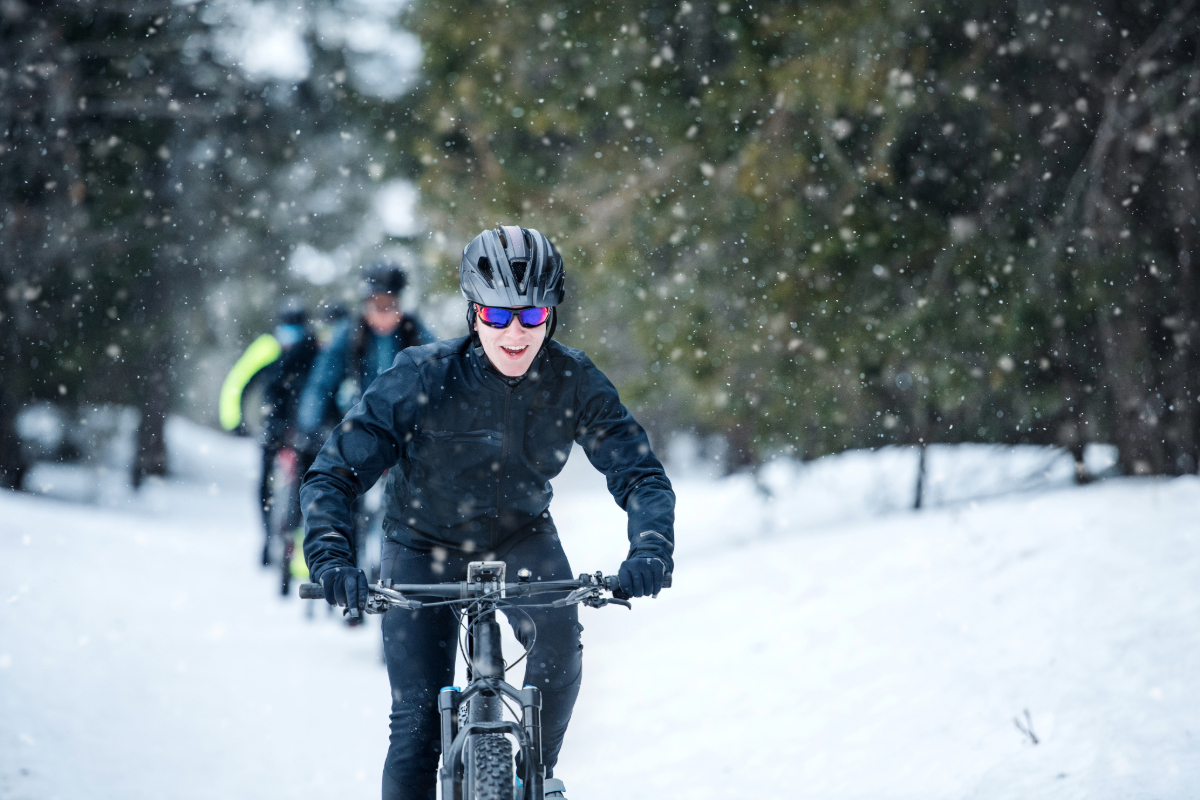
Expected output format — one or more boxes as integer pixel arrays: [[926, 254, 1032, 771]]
[[474, 308, 547, 377], [364, 293, 401, 335]]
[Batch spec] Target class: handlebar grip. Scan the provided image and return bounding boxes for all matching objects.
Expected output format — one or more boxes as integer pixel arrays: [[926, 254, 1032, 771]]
[[603, 573, 673, 595], [298, 583, 325, 600]]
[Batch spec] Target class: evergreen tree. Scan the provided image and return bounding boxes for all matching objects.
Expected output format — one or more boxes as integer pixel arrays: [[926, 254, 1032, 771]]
[[404, 0, 1200, 475], [1, 0, 423, 487]]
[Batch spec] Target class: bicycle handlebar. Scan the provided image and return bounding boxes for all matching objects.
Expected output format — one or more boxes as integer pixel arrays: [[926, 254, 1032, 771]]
[[297, 572, 671, 603]]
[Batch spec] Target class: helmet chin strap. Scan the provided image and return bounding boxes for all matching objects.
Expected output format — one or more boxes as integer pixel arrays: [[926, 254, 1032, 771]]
[[466, 302, 479, 344]]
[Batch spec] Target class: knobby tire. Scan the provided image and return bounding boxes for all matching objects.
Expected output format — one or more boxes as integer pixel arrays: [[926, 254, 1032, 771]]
[[470, 733, 513, 800]]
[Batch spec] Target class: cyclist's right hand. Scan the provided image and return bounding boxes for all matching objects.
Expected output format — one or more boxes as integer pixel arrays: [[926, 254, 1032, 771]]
[[318, 565, 368, 610]]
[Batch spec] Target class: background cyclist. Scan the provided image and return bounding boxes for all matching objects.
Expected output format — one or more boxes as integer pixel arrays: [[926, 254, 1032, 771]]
[[296, 262, 436, 578], [219, 296, 319, 565]]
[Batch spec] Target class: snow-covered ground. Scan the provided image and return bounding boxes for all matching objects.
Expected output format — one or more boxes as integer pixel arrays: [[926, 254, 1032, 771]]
[[2, 420, 1198, 799]]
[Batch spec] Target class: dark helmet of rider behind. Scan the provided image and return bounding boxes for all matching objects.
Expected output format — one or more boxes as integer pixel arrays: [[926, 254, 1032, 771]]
[[459, 225, 565, 309], [317, 301, 350, 323], [360, 261, 408, 299], [277, 295, 309, 326]]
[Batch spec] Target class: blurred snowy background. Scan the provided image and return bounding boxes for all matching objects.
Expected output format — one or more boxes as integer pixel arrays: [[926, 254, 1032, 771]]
[[3, 0, 1200, 797]]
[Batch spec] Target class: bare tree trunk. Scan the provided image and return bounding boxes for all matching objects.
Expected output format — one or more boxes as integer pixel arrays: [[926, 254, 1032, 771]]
[[0, 386, 26, 490], [1098, 312, 1166, 475], [725, 420, 756, 473], [1161, 148, 1200, 474], [0, 216, 33, 491], [132, 332, 171, 487], [913, 444, 926, 509]]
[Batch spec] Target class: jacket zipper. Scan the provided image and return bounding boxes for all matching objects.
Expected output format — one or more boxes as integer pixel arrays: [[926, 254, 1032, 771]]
[[493, 385, 513, 549]]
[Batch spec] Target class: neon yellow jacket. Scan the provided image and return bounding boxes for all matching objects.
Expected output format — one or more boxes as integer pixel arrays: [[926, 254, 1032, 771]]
[[219, 334, 282, 431]]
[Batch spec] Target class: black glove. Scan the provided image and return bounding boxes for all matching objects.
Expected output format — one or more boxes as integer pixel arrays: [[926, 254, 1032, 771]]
[[319, 565, 368, 610], [618, 556, 666, 598]]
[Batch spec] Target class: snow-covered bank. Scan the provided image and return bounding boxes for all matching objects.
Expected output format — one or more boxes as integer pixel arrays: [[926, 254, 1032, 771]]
[[563, 475, 1200, 799], [0, 428, 390, 800], [2, 421, 1198, 799]]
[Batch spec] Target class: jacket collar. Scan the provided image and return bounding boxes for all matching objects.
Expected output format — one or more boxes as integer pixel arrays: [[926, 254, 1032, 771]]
[[468, 340, 553, 393]]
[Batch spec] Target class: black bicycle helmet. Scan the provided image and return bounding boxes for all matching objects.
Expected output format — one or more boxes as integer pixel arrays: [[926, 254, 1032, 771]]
[[277, 295, 309, 326], [460, 226, 565, 308], [318, 301, 350, 323], [360, 261, 408, 299]]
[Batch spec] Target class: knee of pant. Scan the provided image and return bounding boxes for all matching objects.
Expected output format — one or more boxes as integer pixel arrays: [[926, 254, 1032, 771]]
[[382, 760, 438, 800], [388, 686, 440, 727], [385, 704, 441, 776], [528, 622, 584, 691]]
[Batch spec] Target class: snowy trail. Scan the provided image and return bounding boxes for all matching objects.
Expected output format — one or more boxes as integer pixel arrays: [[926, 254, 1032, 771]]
[[3, 423, 1200, 799], [565, 477, 1200, 799], [0, 437, 392, 800]]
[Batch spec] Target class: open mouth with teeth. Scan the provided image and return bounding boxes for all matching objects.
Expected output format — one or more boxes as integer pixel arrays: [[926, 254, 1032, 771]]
[[500, 345, 529, 357]]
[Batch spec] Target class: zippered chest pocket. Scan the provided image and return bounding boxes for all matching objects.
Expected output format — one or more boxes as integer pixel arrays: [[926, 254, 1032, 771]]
[[411, 428, 504, 489]]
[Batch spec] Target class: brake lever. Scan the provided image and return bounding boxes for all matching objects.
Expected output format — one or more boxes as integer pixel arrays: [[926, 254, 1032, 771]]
[[551, 587, 595, 608], [371, 584, 423, 610]]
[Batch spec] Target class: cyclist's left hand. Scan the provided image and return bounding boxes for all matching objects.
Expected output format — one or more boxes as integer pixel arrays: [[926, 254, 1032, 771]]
[[618, 556, 666, 598]]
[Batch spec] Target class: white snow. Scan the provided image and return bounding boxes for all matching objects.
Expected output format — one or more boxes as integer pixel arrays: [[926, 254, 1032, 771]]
[[211, 1, 312, 82], [290, 242, 351, 287], [374, 180, 422, 238], [3, 420, 1199, 799]]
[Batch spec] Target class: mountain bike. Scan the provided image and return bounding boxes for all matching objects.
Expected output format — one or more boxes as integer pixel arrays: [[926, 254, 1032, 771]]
[[299, 563, 669, 800], [266, 445, 305, 596]]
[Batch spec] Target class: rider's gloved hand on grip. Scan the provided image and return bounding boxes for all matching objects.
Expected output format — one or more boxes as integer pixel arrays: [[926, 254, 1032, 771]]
[[319, 565, 368, 610], [618, 556, 666, 598]]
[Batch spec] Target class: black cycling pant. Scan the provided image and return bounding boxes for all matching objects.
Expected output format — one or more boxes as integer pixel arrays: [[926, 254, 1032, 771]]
[[258, 445, 278, 538], [260, 445, 316, 540], [379, 532, 583, 800]]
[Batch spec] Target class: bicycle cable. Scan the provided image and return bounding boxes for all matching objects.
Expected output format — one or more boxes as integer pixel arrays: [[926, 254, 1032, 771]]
[[500, 605, 537, 675]]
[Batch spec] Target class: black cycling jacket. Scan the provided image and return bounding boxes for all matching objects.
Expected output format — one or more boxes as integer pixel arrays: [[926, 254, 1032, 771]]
[[300, 336, 675, 581]]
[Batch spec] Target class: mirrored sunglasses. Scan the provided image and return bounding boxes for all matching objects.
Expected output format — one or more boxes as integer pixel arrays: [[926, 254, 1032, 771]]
[[475, 304, 551, 329]]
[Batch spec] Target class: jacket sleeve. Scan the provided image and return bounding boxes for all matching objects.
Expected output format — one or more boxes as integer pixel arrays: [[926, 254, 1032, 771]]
[[297, 321, 351, 436], [218, 334, 281, 431], [573, 355, 676, 572], [300, 351, 425, 581]]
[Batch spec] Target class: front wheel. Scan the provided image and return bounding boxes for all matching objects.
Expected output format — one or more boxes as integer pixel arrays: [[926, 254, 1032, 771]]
[[470, 733, 513, 800]]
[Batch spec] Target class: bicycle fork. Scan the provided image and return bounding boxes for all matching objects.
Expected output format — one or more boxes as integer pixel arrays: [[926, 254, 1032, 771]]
[[438, 608, 545, 800]]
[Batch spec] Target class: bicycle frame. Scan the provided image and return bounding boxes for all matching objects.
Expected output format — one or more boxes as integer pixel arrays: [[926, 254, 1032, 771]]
[[437, 604, 545, 800]]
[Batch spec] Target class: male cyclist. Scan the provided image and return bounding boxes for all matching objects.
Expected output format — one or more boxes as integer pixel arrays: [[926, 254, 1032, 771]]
[[301, 226, 675, 799], [297, 264, 435, 578]]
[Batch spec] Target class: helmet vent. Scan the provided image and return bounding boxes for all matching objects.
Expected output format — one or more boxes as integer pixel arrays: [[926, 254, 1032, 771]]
[[511, 260, 527, 288], [476, 256, 494, 286]]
